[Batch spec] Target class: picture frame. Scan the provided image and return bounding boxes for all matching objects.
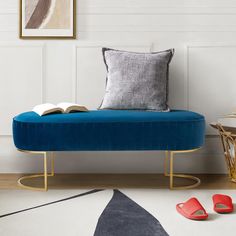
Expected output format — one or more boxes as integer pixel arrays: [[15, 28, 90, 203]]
[[19, 0, 76, 39]]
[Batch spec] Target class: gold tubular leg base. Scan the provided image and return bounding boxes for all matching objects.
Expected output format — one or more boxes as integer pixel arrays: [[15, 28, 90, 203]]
[[17, 148, 200, 191], [164, 149, 201, 190], [17, 150, 55, 191]]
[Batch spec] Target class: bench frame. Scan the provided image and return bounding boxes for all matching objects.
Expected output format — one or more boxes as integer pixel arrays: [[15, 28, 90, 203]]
[[17, 148, 201, 191], [18, 150, 55, 191]]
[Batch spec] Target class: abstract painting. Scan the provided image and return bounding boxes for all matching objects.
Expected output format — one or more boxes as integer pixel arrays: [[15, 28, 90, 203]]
[[20, 0, 76, 39]]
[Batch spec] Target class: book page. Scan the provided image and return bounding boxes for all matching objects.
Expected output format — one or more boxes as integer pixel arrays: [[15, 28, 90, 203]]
[[57, 102, 88, 113], [32, 103, 63, 116]]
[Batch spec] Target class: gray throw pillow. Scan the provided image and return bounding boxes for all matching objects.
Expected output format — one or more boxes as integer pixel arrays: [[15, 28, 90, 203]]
[[99, 48, 174, 111]]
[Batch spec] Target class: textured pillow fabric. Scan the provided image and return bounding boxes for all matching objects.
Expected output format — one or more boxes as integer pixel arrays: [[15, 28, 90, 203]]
[[99, 48, 174, 111]]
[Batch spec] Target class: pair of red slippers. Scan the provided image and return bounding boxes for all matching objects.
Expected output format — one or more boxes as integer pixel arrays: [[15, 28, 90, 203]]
[[176, 194, 234, 220]]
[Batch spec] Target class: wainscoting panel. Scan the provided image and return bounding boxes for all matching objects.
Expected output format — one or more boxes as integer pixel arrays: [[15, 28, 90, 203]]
[[3, 12, 236, 33], [186, 44, 236, 135], [75, 45, 151, 109], [0, 0, 235, 173], [0, 44, 44, 135]]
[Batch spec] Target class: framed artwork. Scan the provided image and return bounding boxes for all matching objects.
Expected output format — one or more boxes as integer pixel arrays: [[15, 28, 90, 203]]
[[19, 0, 76, 39]]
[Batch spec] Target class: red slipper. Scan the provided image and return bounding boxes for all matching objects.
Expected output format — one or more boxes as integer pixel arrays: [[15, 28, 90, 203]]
[[176, 197, 208, 220], [212, 194, 234, 213]]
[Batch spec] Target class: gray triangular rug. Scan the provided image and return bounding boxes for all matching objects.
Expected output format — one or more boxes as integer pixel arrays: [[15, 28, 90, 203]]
[[94, 190, 169, 236]]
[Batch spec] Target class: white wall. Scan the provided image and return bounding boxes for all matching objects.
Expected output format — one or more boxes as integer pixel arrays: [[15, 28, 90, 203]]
[[0, 0, 235, 174]]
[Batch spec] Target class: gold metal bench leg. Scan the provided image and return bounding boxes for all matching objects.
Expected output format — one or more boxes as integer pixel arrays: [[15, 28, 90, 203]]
[[50, 152, 55, 177], [164, 149, 201, 190], [17, 150, 55, 191]]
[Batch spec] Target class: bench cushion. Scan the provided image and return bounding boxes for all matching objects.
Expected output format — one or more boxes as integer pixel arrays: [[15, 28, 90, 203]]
[[13, 110, 205, 151]]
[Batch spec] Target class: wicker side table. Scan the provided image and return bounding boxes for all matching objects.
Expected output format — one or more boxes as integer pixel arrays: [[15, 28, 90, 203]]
[[211, 123, 236, 182]]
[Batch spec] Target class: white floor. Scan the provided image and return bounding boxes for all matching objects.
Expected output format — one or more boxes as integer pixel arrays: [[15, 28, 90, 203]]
[[0, 189, 235, 236]]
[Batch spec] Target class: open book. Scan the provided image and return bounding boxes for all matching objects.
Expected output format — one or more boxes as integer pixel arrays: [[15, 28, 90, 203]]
[[33, 103, 88, 116]]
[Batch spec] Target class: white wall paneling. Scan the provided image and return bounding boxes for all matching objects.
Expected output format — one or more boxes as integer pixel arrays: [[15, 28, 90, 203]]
[[74, 44, 151, 108], [186, 44, 236, 135], [0, 0, 234, 173], [3, 5, 236, 33], [0, 43, 45, 136], [3, 14, 236, 33]]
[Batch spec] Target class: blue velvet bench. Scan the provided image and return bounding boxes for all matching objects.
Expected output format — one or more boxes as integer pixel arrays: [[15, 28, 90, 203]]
[[13, 110, 205, 191]]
